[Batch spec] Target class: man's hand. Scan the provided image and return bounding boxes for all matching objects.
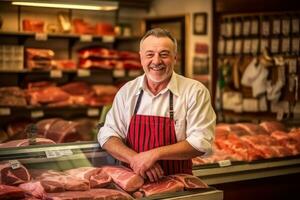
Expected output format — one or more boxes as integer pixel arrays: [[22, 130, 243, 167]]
[[130, 150, 164, 182]]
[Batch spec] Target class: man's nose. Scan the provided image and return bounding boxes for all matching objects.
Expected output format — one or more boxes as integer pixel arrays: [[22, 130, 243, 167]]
[[153, 53, 161, 64]]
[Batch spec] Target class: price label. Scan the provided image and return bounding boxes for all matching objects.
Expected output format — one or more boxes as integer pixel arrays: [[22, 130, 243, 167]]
[[50, 70, 62, 78], [35, 33, 48, 41], [9, 160, 21, 169], [113, 69, 125, 77], [45, 149, 73, 158], [80, 34, 92, 42], [87, 108, 99, 116], [60, 149, 73, 156], [218, 159, 232, 167], [0, 108, 11, 116], [128, 70, 142, 77], [77, 69, 91, 77], [31, 110, 44, 118], [102, 36, 115, 43]]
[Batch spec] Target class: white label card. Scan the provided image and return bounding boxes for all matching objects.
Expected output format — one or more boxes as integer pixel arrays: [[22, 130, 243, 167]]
[[103, 36, 115, 43], [80, 35, 92, 42], [35, 33, 48, 41], [31, 110, 44, 118], [113, 69, 125, 77], [0, 108, 11, 116], [218, 159, 232, 167], [50, 70, 62, 78], [289, 59, 297, 74], [9, 160, 21, 169], [77, 69, 91, 77], [45, 149, 73, 158], [87, 108, 99, 116]]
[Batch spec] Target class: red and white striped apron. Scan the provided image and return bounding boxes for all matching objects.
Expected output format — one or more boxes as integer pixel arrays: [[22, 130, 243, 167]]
[[126, 90, 192, 175]]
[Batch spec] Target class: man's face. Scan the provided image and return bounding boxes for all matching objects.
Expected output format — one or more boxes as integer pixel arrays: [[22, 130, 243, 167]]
[[139, 36, 177, 83]]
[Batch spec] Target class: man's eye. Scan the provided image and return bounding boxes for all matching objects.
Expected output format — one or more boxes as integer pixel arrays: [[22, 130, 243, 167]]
[[160, 53, 169, 58], [146, 53, 154, 58]]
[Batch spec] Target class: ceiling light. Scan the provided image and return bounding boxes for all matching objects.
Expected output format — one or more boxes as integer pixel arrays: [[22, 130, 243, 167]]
[[11, 0, 118, 11]]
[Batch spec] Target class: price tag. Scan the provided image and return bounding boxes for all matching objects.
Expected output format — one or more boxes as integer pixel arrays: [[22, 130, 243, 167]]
[[0, 108, 11, 116], [9, 160, 21, 169], [102, 36, 115, 43], [218, 159, 232, 167], [80, 34, 92, 42], [113, 69, 125, 77], [45, 149, 73, 158], [128, 70, 142, 77], [87, 108, 99, 116], [31, 110, 44, 118], [50, 70, 62, 78], [77, 69, 91, 77], [35, 33, 48, 41]]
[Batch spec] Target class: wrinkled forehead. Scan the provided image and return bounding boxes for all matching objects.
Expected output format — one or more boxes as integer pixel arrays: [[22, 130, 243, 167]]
[[140, 36, 176, 52]]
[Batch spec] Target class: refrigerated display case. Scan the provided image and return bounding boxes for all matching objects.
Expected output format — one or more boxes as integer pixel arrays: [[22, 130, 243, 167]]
[[0, 142, 223, 200]]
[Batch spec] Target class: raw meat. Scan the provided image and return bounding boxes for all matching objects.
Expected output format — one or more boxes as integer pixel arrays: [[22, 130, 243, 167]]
[[138, 177, 184, 197], [0, 86, 27, 106], [19, 181, 47, 199], [61, 82, 94, 96], [29, 169, 89, 192], [0, 161, 31, 185], [169, 174, 208, 190], [236, 123, 269, 135], [102, 166, 144, 192], [0, 184, 25, 199], [0, 138, 56, 148], [47, 188, 133, 200], [26, 86, 70, 106], [259, 121, 286, 133], [65, 167, 112, 188]]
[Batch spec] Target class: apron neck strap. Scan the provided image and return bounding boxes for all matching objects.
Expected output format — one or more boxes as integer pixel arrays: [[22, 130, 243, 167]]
[[133, 90, 174, 120]]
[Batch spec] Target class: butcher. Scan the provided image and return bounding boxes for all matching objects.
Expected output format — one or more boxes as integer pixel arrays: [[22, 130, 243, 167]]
[[98, 28, 216, 182]]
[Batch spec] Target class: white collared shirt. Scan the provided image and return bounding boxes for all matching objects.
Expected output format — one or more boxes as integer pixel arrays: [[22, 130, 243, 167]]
[[98, 72, 216, 156]]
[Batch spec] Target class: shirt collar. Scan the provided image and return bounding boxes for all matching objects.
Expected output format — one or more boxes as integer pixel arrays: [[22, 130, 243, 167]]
[[136, 71, 179, 96]]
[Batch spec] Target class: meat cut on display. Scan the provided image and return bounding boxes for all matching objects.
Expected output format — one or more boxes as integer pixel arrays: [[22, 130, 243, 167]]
[[193, 121, 300, 165]]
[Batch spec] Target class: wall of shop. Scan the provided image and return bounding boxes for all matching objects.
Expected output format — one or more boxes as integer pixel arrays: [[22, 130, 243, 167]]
[[149, 0, 213, 86]]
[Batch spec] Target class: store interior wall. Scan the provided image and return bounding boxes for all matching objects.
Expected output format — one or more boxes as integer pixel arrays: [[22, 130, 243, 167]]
[[149, 0, 213, 86]]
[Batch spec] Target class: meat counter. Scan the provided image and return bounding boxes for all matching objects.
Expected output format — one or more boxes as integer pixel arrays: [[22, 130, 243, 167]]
[[0, 142, 223, 200]]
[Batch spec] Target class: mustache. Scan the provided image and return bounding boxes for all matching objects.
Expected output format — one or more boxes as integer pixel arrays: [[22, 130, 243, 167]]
[[150, 64, 165, 69]]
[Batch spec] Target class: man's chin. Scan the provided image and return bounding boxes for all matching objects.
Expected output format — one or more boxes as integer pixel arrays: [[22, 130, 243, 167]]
[[147, 74, 168, 83]]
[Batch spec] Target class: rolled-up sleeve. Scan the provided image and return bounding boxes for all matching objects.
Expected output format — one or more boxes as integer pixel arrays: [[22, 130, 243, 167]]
[[185, 86, 216, 156], [97, 88, 127, 147]]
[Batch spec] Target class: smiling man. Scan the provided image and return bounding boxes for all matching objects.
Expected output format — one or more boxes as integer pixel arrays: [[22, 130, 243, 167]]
[[98, 28, 216, 182]]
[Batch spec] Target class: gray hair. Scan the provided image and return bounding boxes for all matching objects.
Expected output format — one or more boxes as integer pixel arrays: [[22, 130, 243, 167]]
[[140, 28, 177, 53]]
